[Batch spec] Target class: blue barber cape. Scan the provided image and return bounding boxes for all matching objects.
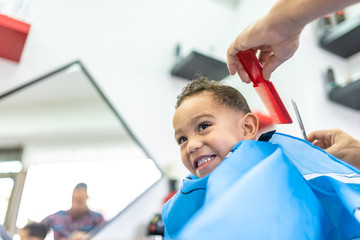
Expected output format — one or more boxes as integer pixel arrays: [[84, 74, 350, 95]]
[[162, 132, 360, 240]]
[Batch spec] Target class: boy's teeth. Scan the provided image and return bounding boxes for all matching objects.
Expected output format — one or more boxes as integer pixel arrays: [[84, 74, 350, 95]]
[[197, 155, 215, 168]]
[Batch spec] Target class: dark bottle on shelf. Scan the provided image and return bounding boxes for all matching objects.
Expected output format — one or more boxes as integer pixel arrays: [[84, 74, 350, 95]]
[[325, 67, 338, 92]]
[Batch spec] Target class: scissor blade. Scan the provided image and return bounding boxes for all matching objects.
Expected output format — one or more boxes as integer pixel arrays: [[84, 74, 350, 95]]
[[292, 99, 307, 140]]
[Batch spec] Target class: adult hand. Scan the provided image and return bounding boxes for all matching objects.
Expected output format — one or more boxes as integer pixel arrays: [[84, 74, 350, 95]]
[[227, 15, 302, 83], [227, 0, 360, 83], [308, 129, 360, 169], [71, 231, 87, 240]]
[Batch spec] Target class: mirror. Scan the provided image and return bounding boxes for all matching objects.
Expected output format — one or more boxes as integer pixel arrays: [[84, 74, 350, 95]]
[[0, 61, 162, 238]]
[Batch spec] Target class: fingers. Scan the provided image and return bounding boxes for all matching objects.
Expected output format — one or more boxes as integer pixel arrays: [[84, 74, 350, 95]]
[[227, 43, 252, 83], [226, 50, 239, 76], [227, 37, 249, 77], [258, 50, 272, 67], [325, 144, 341, 157], [238, 69, 251, 84], [261, 54, 286, 80], [308, 130, 334, 150], [227, 32, 252, 59], [229, 49, 291, 81], [307, 130, 325, 143], [308, 128, 360, 168], [312, 139, 327, 149], [227, 28, 255, 77]]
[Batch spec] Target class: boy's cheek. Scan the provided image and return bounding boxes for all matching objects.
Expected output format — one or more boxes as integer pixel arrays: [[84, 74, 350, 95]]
[[181, 158, 194, 173], [182, 159, 191, 170]]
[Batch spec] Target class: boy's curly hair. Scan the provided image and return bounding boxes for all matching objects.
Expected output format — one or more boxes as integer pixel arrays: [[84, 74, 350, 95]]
[[175, 75, 251, 114]]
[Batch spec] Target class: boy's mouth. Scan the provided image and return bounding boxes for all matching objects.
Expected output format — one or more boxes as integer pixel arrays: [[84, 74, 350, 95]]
[[194, 155, 216, 169]]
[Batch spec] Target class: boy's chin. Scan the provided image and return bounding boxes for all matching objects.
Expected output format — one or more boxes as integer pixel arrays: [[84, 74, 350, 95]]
[[196, 172, 210, 178], [195, 167, 216, 178]]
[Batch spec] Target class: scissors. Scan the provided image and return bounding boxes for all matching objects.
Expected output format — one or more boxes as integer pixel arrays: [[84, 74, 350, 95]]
[[292, 99, 307, 141]]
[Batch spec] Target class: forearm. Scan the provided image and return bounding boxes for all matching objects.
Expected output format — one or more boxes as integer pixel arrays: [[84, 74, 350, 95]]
[[266, 0, 360, 35]]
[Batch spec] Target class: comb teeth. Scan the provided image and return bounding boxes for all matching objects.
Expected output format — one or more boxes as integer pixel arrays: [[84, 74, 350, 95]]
[[236, 50, 262, 86], [236, 50, 292, 124]]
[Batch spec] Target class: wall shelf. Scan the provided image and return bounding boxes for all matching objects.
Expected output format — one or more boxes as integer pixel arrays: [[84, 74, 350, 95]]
[[171, 51, 229, 81], [328, 79, 360, 110], [319, 17, 360, 58]]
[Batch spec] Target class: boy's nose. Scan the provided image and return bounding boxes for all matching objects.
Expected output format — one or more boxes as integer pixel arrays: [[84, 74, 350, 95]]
[[187, 138, 202, 154]]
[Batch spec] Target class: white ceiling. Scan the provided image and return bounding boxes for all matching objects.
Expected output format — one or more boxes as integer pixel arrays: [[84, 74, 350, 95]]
[[0, 63, 130, 146], [0, 64, 99, 107]]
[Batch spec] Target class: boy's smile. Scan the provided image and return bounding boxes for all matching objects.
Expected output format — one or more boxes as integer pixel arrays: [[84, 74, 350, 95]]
[[193, 154, 217, 176], [173, 91, 256, 178]]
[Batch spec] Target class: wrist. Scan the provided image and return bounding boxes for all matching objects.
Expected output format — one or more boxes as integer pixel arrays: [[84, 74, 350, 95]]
[[265, 0, 305, 38]]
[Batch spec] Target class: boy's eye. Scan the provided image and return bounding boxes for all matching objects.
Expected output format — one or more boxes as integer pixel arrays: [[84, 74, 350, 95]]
[[199, 122, 210, 131], [178, 136, 187, 145]]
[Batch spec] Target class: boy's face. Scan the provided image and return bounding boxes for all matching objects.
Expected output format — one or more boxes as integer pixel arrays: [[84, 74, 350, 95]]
[[173, 91, 257, 178]]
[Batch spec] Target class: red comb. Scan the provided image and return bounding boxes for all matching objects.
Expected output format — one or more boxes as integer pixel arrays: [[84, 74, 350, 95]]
[[236, 50, 292, 124]]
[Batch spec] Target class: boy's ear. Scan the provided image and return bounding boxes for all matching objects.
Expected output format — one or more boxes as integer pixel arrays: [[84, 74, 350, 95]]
[[242, 113, 259, 140]]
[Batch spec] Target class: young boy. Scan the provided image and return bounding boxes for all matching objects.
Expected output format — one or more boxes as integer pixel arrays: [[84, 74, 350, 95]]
[[162, 77, 360, 240], [173, 76, 258, 179]]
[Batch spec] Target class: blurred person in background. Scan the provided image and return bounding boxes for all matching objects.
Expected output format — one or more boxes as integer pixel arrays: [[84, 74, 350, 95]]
[[41, 183, 105, 240]]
